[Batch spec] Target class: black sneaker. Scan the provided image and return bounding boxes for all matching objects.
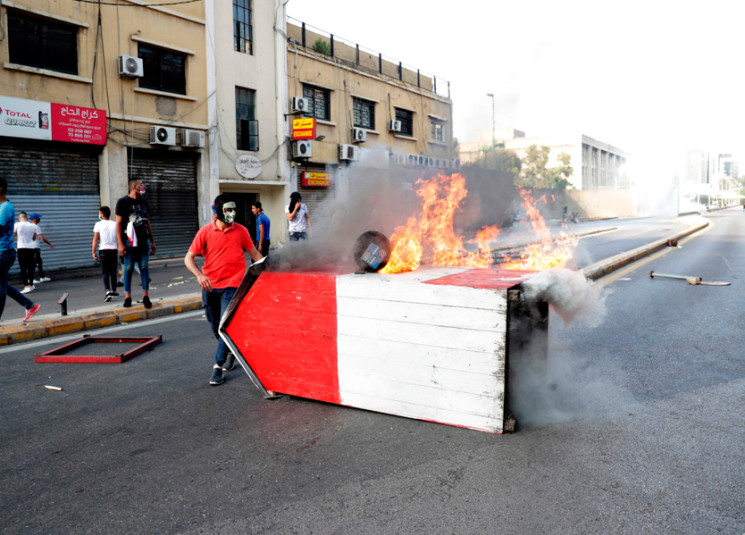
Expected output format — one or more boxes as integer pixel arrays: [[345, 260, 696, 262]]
[[222, 353, 236, 372], [104, 292, 113, 302], [143, 296, 152, 309], [123, 296, 132, 308], [210, 365, 224, 386], [111, 292, 120, 297]]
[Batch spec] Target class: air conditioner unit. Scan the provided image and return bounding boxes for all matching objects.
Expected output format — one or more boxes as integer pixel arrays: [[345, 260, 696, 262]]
[[338, 143, 359, 161], [388, 120, 402, 133], [352, 127, 367, 143], [291, 97, 309, 113], [292, 140, 312, 158], [180, 129, 205, 148], [118, 55, 144, 78], [149, 126, 176, 146]]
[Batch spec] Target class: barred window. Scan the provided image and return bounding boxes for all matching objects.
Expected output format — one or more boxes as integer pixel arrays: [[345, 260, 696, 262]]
[[353, 97, 375, 129], [236, 87, 259, 151], [233, 0, 252, 54], [139, 44, 186, 95], [8, 11, 78, 75], [430, 118, 445, 142], [302, 85, 331, 121], [395, 108, 414, 137]]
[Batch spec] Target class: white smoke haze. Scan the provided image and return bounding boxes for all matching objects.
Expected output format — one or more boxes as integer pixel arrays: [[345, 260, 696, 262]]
[[521, 268, 607, 327], [509, 269, 633, 428]]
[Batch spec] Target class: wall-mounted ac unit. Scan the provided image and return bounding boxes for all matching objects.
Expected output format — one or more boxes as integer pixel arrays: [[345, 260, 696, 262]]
[[292, 140, 312, 158], [118, 55, 144, 78], [388, 120, 402, 133], [292, 97, 309, 113], [339, 144, 359, 161], [180, 129, 205, 148], [352, 128, 366, 143], [150, 126, 176, 146]]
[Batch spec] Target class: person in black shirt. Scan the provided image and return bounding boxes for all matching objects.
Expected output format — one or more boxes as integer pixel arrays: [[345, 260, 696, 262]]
[[115, 179, 156, 308]]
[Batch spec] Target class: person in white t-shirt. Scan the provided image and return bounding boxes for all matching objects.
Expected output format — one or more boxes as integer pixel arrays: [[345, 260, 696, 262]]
[[285, 191, 312, 241], [92, 206, 120, 302], [29, 213, 53, 284], [13, 212, 37, 294]]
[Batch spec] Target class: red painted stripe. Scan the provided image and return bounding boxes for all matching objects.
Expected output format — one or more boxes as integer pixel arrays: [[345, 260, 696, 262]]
[[225, 271, 340, 404], [425, 268, 534, 289]]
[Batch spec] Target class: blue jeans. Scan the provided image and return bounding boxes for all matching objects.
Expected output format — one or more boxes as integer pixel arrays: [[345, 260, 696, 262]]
[[122, 242, 150, 294], [0, 249, 33, 319], [202, 287, 236, 366], [289, 232, 307, 241]]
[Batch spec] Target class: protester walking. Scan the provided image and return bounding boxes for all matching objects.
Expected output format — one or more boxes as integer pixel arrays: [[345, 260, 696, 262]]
[[0, 178, 40, 323], [92, 206, 119, 302], [115, 179, 156, 309], [29, 213, 53, 284], [285, 191, 311, 241], [13, 212, 37, 294], [184, 194, 263, 386], [251, 201, 271, 255]]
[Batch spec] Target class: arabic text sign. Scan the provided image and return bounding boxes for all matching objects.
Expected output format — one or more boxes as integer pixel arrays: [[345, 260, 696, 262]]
[[50, 103, 107, 145], [292, 117, 316, 140], [301, 171, 331, 187]]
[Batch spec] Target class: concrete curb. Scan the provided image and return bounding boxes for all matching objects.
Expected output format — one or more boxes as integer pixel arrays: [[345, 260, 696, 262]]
[[0, 296, 202, 346], [0, 218, 710, 347], [582, 220, 709, 280]]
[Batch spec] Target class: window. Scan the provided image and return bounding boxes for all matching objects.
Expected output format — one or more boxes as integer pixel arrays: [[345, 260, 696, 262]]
[[236, 87, 259, 151], [302, 85, 331, 121], [430, 118, 445, 143], [353, 97, 375, 129], [233, 0, 252, 54], [7, 11, 78, 75], [395, 108, 414, 137], [138, 44, 186, 95]]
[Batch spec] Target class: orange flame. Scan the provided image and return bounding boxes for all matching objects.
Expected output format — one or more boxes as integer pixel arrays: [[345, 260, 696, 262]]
[[381, 173, 500, 274], [499, 187, 577, 271]]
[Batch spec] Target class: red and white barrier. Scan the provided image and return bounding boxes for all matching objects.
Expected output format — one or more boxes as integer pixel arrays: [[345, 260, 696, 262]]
[[222, 266, 539, 433]]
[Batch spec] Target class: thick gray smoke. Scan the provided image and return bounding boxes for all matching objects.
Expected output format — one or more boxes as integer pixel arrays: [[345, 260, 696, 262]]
[[271, 148, 519, 271], [509, 269, 632, 427]]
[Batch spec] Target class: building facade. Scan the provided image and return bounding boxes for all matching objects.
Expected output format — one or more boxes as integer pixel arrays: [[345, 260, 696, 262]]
[[204, 0, 288, 245], [285, 19, 456, 222], [0, 0, 209, 270]]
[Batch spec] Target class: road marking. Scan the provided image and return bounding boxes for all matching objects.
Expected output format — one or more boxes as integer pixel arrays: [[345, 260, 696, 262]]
[[0, 310, 205, 354]]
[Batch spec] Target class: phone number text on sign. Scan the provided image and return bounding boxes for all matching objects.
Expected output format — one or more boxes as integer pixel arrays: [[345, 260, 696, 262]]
[[51, 103, 107, 145]]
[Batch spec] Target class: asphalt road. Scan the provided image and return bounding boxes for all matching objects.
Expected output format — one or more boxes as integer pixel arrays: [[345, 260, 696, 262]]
[[1, 210, 743, 534]]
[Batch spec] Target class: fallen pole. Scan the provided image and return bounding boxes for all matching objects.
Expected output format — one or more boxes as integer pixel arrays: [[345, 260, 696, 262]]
[[649, 271, 730, 286]]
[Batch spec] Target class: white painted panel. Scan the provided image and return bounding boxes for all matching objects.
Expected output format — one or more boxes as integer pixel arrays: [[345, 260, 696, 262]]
[[338, 355, 505, 396], [336, 335, 504, 374], [339, 315, 502, 353], [337, 270, 509, 310], [337, 295, 506, 332]]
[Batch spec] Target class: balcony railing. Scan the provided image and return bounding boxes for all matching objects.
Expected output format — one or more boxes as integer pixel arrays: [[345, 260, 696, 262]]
[[287, 17, 451, 99]]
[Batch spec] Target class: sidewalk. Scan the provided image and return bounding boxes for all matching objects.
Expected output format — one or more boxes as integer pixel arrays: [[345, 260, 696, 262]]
[[0, 215, 709, 346]]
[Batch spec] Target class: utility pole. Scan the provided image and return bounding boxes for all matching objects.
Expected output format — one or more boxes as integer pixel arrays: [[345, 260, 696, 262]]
[[486, 93, 495, 168]]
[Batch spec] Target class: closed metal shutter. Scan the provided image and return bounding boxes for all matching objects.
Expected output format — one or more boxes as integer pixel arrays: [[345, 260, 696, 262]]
[[296, 165, 335, 229], [127, 149, 199, 258], [0, 138, 101, 273]]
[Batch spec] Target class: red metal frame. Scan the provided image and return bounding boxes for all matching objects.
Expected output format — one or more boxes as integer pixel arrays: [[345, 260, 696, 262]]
[[34, 335, 163, 364]]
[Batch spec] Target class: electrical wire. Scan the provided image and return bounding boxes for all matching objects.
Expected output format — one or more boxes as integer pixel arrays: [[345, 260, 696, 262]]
[[71, 0, 203, 6]]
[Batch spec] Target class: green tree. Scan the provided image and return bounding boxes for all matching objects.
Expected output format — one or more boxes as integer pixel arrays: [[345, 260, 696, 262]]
[[517, 144, 573, 189], [312, 39, 331, 56]]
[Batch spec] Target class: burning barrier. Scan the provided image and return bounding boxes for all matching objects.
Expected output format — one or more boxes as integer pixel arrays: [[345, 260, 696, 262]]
[[218, 172, 607, 433]]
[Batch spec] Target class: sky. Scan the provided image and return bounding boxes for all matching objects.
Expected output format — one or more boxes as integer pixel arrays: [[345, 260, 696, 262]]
[[287, 0, 745, 181]]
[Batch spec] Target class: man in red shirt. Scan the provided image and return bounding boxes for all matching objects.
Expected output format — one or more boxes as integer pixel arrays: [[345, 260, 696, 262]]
[[185, 194, 263, 386]]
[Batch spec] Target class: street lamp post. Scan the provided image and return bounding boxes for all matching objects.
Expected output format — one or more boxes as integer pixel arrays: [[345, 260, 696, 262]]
[[486, 92, 495, 150]]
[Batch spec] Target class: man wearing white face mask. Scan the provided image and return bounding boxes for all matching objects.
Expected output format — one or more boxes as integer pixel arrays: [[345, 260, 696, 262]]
[[185, 194, 263, 386], [115, 179, 156, 309]]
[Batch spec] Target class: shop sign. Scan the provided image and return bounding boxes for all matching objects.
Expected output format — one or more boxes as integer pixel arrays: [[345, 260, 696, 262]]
[[235, 154, 262, 179], [0, 95, 107, 145], [291, 117, 316, 140], [301, 171, 331, 187]]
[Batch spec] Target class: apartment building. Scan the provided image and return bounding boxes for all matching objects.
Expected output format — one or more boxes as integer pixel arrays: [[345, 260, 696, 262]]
[[286, 19, 455, 220], [0, 0, 209, 269]]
